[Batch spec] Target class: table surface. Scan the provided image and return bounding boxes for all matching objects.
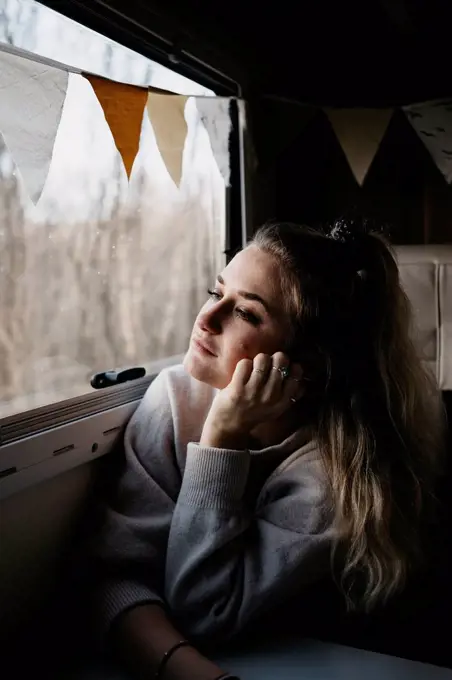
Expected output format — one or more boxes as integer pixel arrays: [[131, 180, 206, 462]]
[[213, 638, 452, 679], [66, 638, 452, 680]]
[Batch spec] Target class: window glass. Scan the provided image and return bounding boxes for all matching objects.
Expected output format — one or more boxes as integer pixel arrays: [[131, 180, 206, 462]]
[[0, 0, 226, 418]]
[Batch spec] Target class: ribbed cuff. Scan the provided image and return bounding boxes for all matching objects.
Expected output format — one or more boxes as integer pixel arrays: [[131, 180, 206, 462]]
[[97, 578, 164, 640], [179, 443, 250, 509]]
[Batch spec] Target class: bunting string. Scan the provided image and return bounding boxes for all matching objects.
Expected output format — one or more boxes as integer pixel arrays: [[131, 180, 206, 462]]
[[0, 42, 450, 205]]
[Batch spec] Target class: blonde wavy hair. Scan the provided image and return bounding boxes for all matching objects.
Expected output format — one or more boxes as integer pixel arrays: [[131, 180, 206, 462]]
[[252, 220, 445, 612]]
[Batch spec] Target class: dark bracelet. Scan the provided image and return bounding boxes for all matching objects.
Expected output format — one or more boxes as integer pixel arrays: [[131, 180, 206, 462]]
[[155, 640, 190, 678]]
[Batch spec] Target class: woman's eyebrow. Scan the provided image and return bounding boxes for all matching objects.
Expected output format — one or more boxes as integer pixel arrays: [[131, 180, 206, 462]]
[[217, 274, 271, 313]]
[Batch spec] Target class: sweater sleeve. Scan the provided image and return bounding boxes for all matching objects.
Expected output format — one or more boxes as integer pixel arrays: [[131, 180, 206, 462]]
[[92, 369, 181, 638], [164, 444, 335, 639]]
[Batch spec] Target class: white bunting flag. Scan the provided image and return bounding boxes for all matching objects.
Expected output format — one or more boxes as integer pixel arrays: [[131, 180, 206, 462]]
[[195, 97, 232, 185], [0, 49, 69, 203], [403, 99, 452, 184]]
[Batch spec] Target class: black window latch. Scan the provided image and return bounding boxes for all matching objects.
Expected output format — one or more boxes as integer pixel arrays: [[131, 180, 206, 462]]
[[91, 367, 146, 389]]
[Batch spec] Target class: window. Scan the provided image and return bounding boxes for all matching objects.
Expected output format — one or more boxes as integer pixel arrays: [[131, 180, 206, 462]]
[[0, 0, 228, 419]]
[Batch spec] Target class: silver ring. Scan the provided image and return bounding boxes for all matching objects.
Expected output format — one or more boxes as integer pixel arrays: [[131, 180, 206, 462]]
[[272, 366, 289, 379], [290, 397, 298, 403], [279, 366, 290, 379]]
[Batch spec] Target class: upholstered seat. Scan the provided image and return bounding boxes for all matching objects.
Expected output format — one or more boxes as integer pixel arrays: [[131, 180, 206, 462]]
[[396, 245, 452, 390]]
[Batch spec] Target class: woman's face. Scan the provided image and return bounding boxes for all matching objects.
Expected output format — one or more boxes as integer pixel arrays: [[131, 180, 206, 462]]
[[184, 246, 292, 389]]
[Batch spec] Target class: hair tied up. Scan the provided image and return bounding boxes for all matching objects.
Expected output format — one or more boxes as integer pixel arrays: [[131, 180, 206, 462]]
[[329, 219, 357, 243], [328, 218, 371, 278], [328, 215, 390, 243]]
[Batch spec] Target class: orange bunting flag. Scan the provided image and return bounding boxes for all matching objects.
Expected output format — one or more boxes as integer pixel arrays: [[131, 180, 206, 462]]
[[325, 108, 393, 185], [147, 93, 188, 187], [85, 74, 147, 178]]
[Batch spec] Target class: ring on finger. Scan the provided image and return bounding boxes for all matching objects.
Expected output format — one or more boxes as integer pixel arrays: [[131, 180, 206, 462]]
[[273, 365, 290, 380], [272, 366, 289, 378]]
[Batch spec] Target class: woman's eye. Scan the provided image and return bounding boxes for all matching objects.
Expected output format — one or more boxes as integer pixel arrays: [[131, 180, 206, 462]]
[[207, 288, 222, 300], [207, 289, 260, 325], [236, 309, 260, 326]]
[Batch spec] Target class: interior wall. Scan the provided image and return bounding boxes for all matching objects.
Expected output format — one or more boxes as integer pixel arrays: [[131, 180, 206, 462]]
[[0, 462, 96, 639], [250, 102, 452, 244]]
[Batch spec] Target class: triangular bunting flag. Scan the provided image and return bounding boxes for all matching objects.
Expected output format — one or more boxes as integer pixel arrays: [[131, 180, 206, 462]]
[[325, 108, 393, 185], [195, 97, 232, 185], [0, 49, 68, 203], [403, 99, 452, 184], [85, 74, 147, 179], [147, 93, 188, 187]]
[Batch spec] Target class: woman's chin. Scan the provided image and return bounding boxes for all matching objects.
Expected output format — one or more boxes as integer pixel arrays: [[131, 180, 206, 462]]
[[183, 350, 225, 388], [183, 349, 211, 381]]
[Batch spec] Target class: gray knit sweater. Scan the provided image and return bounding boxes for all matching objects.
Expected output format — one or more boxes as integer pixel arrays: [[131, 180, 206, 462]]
[[95, 364, 336, 641]]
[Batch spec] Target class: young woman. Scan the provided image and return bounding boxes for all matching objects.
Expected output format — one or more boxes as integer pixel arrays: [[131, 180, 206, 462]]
[[93, 220, 444, 680]]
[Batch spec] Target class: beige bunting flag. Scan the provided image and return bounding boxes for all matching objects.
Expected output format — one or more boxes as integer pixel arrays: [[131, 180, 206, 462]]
[[85, 74, 148, 179], [147, 93, 188, 187], [325, 107, 393, 185]]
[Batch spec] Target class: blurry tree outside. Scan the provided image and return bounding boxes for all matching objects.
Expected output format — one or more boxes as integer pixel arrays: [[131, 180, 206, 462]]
[[0, 0, 226, 417]]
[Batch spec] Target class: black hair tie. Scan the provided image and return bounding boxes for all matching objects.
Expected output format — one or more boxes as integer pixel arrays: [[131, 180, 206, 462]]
[[328, 218, 373, 280]]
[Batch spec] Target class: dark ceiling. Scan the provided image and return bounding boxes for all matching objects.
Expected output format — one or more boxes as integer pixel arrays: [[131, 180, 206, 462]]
[[42, 0, 452, 105]]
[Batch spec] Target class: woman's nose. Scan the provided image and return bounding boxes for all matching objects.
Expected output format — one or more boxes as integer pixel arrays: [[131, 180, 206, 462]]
[[198, 304, 223, 334]]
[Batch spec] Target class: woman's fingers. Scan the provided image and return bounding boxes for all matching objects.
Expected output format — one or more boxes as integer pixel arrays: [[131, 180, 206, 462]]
[[231, 358, 254, 388], [248, 353, 272, 388], [263, 351, 290, 398], [234, 351, 303, 409]]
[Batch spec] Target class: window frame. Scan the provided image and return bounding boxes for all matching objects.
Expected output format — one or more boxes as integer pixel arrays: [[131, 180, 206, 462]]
[[0, 2, 247, 439], [37, 0, 241, 98]]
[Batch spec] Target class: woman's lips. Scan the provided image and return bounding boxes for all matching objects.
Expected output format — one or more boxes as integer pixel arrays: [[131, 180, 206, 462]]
[[193, 337, 217, 356]]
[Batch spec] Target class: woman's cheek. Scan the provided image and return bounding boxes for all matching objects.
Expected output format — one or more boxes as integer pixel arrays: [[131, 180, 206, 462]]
[[235, 337, 259, 360], [227, 327, 265, 366], [224, 341, 252, 372]]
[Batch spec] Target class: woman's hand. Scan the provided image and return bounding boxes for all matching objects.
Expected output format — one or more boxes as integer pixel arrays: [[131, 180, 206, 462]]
[[200, 352, 303, 449], [113, 604, 227, 680], [163, 644, 230, 680]]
